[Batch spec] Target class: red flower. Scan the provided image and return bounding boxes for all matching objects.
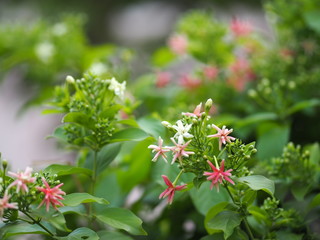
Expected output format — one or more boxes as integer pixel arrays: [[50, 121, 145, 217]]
[[204, 160, 234, 191], [37, 178, 66, 212], [159, 175, 187, 204], [207, 124, 236, 150]]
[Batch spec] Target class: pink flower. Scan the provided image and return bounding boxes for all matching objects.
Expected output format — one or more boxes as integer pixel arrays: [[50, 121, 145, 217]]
[[168, 34, 188, 55], [148, 137, 170, 163], [8, 167, 37, 193], [156, 72, 171, 88], [179, 74, 202, 90], [207, 124, 236, 150], [230, 18, 252, 37], [228, 58, 255, 91], [0, 193, 18, 217], [203, 66, 219, 80], [37, 178, 66, 212], [204, 160, 234, 191], [159, 175, 187, 204], [169, 138, 194, 165], [182, 103, 204, 118]]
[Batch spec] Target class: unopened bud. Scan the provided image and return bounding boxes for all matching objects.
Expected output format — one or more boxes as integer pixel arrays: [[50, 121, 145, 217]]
[[205, 98, 213, 112], [66, 75, 75, 84], [2, 159, 8, 170], [161, 121, 171, 128]]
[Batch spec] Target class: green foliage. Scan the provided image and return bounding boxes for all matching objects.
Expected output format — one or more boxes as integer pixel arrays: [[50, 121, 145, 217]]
[[62, 193, 109, 206], [95, 207, 147, 235], [55, 227, 99, 240], [238, 175, 275, 196]]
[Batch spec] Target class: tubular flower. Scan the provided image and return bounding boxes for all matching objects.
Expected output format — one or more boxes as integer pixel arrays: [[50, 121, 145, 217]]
[[0, 193, 18, 217], [169, 138, 194, 165], [204, 160, 234, 191], [148, 137, 170, 163], [207, 124, 236, 150], [182, 103, 204, 118], [108, 77, 126, 100], [172, 120, 193, 144], [37, 178, 66, 212], [8, 167, 37, 193], [159, 175, 187, 205]]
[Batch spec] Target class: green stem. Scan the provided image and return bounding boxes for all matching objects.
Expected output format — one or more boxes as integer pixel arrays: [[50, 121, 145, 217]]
[[223, 182, 255, 240], [88, 150, 98, 222], [22, 211, 54, 237], [172, 170, 184, 186]]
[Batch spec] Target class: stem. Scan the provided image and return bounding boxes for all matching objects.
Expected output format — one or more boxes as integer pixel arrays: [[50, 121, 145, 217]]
[[22, 211, 54, 237], [223, 182, 255, 240], [172, 170, 184, 186], [88, 150, 98, 223]]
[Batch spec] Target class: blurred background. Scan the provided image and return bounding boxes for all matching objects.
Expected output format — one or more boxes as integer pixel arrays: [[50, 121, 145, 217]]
[[0, 0, 269, 171]]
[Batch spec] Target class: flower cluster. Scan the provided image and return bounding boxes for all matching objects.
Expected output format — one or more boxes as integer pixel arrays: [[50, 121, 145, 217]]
[[0, 162, 66, 222], [148, 99, 240, 204]]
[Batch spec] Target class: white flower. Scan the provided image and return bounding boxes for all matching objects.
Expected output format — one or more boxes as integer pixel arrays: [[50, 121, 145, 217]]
[[88, 62, 108, 75], [35, 42, 55, 63], [52, 23, 67, 36], [66, 75, 75, 84], [108, 77, 126, 100], [172, 120, 193, 144]]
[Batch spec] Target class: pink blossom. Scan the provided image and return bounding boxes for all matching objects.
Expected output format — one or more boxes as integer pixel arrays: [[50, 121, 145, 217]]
[[179, 74, 201, 90], [203, 66, 219, 80], [37, 178, 66, 212], [228, 58, 255, 91], [0, 193, 18, 217], [159, 175, 187, 204], [230, 18, 252, 37], [204, 160, 234, 191], [207, 124, 236, 150], [168, 34, 188, 55], [169, 138, 194, 165], [182, 103, 204, 118], [148, 137, 170, 163], [156, 72, 171, 88], [8, 167, 36, 193]]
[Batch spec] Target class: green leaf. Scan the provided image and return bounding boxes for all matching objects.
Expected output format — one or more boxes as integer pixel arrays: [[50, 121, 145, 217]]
[[62, 193, 109, 207], [242, 190, 257, 206], [44, 164, 92, 177], [62, 112, 93, 129], [97, 231, 134, 240], [109, 128, 149, 142], [204, 202, 230, 234], [308, 193, 320, 210], [286, 99, 320, 115], [48, 125, 68, 142], [59, 205, 87, 216], [257, 123, 289, 160], [0, 222, 54, 239], [117, 139, 153, 192], [248, 206, 269, 225], [276, 231, 303, 240], [152, 47, 176, 67], [238, 175, 274, 196], [95, 207, 147, 235], [189, 181, 229, 215], [55, 227, 99, 240], [303, 11, 320, 34], [291, 182, 310, 201], [235, 112, 278, 128], [32, 208, 70, 232], [207, 211, 242, 239], [137, 116, 166, 138], [117, 119, 139, 128]]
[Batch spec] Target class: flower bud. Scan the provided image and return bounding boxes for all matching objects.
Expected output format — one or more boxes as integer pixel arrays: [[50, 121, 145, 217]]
[[161, 121, 171, 128], [248, 89, 257, 98], [66, 75, 75, 84], [2, 159, 8, 171], [205, 98, 213, 112]]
